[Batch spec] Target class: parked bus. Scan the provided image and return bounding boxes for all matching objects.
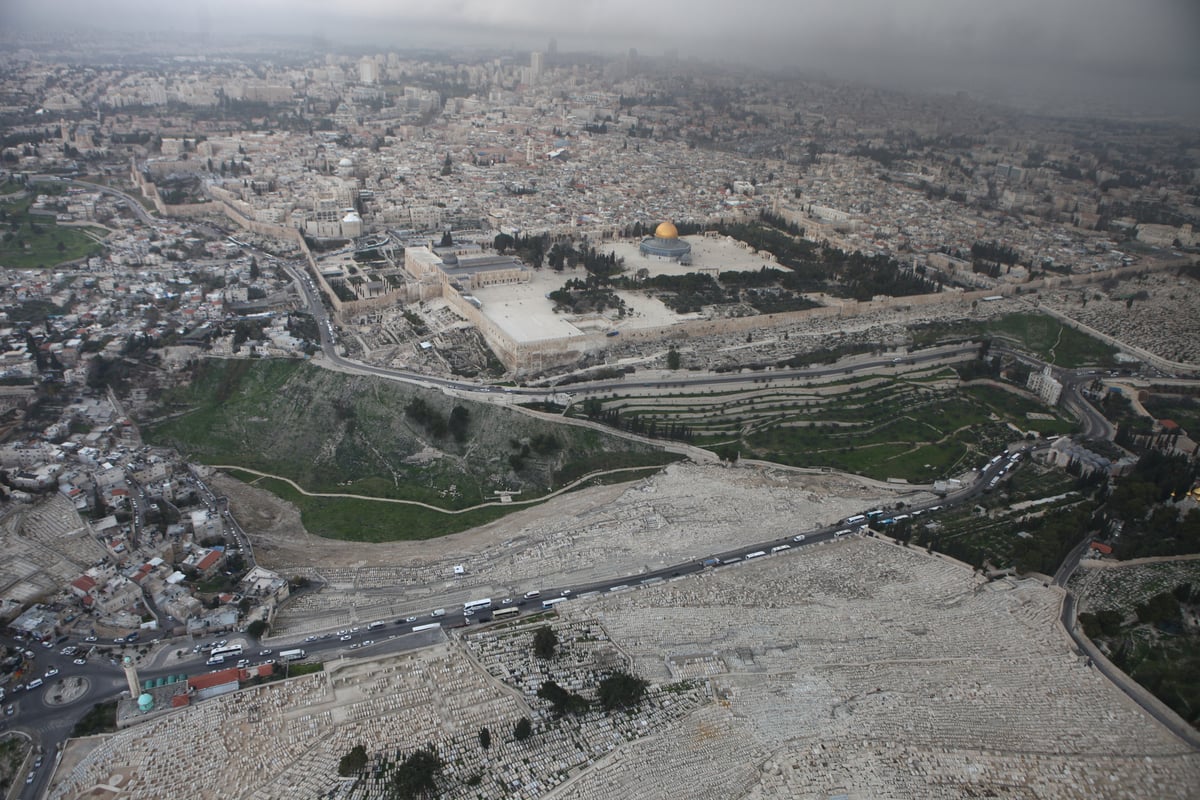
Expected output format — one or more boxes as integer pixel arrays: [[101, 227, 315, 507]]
[[542, 597, 567, 609], [844, 514, 867, 526], [493, 606, 519, 619], [463, 598, 492, 614], [279, 649, 306, 662], [211, 644, 243, 660]]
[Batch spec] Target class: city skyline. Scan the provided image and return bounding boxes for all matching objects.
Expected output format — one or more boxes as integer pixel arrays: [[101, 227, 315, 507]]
[[4, 0, 1200, 121]]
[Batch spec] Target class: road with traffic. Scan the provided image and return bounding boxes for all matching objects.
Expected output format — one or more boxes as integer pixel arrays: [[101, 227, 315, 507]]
[[7, 229, 1196, 796]]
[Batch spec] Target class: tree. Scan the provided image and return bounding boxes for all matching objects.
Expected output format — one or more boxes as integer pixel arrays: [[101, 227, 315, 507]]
[[448, 405, 470, 443], [245, 619, 268, 639], [388, 747, 443, 799], [666, 348, 681, 370], [533, 625, 558, 659], [537, 680, 589, 715], [493, 233, 514, 253], [439, 230, 453, 247], [513, 717, 533, 741], [478, 726, 491, 750], [337, 744, 368, 776], [597, 670, 649, 712]]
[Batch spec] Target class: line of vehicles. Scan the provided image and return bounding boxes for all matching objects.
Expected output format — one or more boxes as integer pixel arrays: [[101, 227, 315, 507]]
[[261, 449, 1029, 661]]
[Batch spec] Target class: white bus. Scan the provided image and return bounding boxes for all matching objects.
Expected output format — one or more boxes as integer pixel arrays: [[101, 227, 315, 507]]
[[492, 606, 519, 619], [745, 550, 767, 559], [211, 644, 243, 660], [844, 514, 867, 525], [463, 598, 492, 614], [412, 622, 442, 633], [279, 649, 306, 662], [542, 597, 567, 609]]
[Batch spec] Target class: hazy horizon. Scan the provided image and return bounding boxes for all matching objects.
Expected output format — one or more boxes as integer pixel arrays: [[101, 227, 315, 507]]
[[4, 0, 1199, 121]]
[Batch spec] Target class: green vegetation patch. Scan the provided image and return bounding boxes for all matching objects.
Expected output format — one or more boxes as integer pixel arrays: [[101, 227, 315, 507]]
[[1072, 562, 1200, 731], [1141, 394, 1200, 439], [71, 700, 119, 737], [903, 466, 1092, 572], [911, 312, 1118, 368], [145, 359, 675, 540], [0, 194, 105, 269], [577, 369, 1075, 483], [225, 469, 514, 541]]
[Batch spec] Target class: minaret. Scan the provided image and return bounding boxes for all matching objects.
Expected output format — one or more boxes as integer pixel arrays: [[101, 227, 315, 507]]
[[122, 655, 140, 698]]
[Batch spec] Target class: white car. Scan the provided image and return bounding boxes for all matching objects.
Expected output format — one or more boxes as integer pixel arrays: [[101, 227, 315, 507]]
[[44, 668, 59, 678]]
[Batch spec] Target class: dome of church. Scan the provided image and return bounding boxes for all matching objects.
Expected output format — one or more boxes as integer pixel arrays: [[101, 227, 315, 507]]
[[654, 221, 679, 239]]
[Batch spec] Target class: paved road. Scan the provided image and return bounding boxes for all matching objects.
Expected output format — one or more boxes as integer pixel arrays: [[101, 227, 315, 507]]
[[7, 218, 1195, 793], [31, 174, 157, 227]]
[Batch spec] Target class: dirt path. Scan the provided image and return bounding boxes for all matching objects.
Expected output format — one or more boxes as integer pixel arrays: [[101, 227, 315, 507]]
[[211, 463, 667, 514], [208, 468, 636, 572]]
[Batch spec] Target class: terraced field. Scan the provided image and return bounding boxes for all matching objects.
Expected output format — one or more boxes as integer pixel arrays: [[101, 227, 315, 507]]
[[570, 364, 1077, 483]]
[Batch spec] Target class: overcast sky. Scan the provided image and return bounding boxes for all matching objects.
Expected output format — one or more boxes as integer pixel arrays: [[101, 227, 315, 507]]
[[7, 0, 1200, 119]]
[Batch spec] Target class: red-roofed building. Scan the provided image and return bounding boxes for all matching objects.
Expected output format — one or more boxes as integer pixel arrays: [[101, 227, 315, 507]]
[[69, 574, 97, 598], [171, 694, 191, 708], [194, 549, 224, 575], [1089, 541, 1113, 556], [188, 667, 241, 700]]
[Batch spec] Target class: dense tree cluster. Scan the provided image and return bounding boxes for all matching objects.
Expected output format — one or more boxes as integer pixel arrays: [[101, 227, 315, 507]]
[[533, 625, 557, 659], [337, 744, 368, 777], [597, 671, 649, 712], [387, 747, 444, 800], [537, 680, 589, 715], [1101, 452, 1200, 559], [578, 399, 695, 442], [404, 397, 448, 439]]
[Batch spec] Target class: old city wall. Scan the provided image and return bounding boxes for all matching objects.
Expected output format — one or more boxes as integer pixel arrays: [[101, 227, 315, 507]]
[[130, 164, 1191, 374], [498, 259, 1185, 374]]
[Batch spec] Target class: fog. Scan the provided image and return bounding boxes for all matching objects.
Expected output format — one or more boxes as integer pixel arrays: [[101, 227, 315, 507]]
[[6, 0, 1200, 118]]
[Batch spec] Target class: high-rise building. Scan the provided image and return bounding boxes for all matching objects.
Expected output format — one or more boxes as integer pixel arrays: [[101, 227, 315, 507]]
[[530, 51, 544, 81], [359, 57, 378, 85]]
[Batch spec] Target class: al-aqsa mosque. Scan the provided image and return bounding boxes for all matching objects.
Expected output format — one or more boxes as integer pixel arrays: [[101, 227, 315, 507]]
[[639, 221, 692, 263]]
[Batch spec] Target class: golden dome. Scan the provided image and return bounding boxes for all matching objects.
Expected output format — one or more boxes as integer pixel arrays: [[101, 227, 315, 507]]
[[654, 221, 679, 239]]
